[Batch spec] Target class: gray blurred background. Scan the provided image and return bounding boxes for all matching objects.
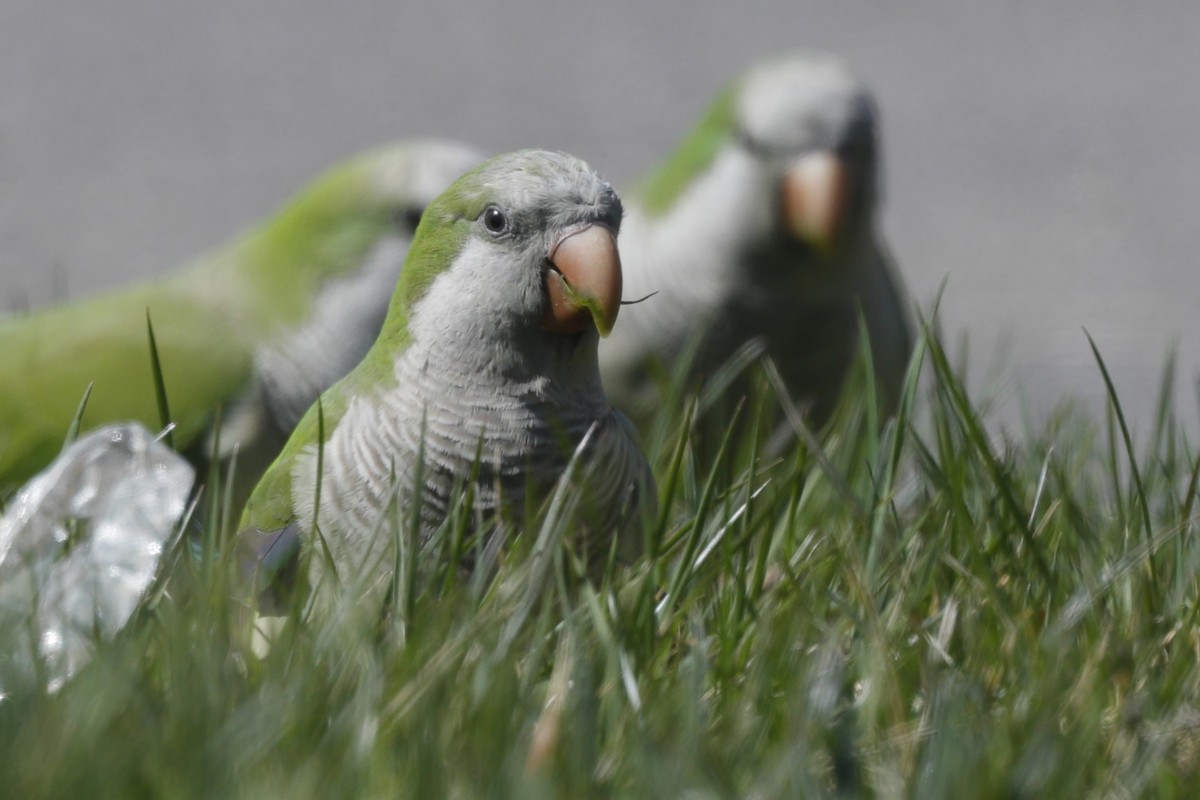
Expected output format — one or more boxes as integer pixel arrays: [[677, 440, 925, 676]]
[[2, 0, 1197, 435]]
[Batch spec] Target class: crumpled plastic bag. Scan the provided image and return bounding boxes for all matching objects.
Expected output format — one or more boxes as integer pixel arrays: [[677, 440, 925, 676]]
[[0, 423, 194, 692]]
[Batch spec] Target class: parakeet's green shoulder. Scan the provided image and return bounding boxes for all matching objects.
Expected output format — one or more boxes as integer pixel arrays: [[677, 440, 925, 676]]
[[239, 367, 365, 532], [0, 283, 256, 488], [635, 85, 738, 217], [227, 156, 397, 325]]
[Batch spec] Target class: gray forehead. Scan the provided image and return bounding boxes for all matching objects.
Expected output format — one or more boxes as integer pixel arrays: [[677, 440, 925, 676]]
[[369, 140, 488, 204], [737, 53, 874, 151], [479, 150, 614, 205]]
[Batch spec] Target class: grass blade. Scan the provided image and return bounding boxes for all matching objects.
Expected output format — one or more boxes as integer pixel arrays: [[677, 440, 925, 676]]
[[1085, 330, 1156, 587], [145, 310, 174, 451], [60, 381, 94, 451]]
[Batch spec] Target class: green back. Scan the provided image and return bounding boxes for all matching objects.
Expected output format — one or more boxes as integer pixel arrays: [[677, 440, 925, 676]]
[[0, 152, 398, 491], [232, 158, 396, 324], [0, 282, 256, 488]]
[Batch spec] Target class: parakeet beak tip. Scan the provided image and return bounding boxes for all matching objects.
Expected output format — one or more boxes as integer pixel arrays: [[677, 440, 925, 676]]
[[781, 151, 850, 255], [543, 224, 623, 337]]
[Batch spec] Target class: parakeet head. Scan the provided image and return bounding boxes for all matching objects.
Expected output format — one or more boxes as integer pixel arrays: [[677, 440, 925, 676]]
[[739, 53, 878, 253], [386, 149, 625, 355], [639, 52, 878, 257]]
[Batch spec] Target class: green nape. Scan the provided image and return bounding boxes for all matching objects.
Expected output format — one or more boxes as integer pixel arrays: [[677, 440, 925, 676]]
[[634, 84, 738, 217], [223, 157, 395, 327], [364, 171, 482, 365]]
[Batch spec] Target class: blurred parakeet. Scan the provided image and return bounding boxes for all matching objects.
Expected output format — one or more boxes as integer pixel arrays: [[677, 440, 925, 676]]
[[0, 140, 485, 500], [602, 52, 913, 426], [239, 150, 654, 605]]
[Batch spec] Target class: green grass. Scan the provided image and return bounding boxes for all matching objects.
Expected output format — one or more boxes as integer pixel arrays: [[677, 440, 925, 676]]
[[2, 323, 1200, 798]]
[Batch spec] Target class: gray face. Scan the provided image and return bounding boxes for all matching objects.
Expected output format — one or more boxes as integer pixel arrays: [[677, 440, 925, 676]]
[[736, 53, 876, 160], [410, 150, 624, 343]]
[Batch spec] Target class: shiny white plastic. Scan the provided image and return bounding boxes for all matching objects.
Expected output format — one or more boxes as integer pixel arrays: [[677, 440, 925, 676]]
[[0, 423, 193, 691]]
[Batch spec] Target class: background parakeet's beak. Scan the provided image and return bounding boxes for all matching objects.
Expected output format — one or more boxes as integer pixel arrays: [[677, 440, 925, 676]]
[[780, 151, 850, 254], [543, 224, 623, 337]]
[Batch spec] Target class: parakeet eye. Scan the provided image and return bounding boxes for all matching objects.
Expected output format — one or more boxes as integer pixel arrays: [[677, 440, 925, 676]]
[[393, 206, 424, 234], [482, 206, 508, 234]]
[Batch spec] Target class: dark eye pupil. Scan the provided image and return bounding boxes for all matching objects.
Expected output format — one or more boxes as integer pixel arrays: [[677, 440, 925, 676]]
[[484, 207, 507, 232], [395, 207, 423, 233]]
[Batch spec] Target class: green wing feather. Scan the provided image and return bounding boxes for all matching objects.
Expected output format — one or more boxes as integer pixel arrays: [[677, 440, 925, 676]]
[[239, 382, 351, 533]]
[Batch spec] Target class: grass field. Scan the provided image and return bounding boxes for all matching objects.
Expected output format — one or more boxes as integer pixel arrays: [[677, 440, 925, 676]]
[[1, 322, 1198, 798]]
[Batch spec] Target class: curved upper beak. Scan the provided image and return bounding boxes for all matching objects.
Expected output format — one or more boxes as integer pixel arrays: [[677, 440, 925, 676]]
[[780, 151, 851, 255], [542, 224, 623, 337]]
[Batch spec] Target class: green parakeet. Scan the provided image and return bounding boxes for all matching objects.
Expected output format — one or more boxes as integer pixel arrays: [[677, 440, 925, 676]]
[[0, 140, 486, 501], [602, 52, 913, 426], [239, 150, 654, 606]]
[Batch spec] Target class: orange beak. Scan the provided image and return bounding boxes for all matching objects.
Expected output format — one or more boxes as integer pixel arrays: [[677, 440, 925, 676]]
[[542, 224, 623, 337], [780, 151, 851, 254]]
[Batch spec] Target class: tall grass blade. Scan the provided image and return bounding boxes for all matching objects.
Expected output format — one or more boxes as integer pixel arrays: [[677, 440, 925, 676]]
[[1085, 330, 1156, 587], [145, 310, 174, 451], [60, 381, 94, 451]]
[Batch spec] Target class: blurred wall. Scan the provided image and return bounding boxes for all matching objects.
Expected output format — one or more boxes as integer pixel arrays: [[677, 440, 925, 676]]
[[2, 0, 1198, 434]]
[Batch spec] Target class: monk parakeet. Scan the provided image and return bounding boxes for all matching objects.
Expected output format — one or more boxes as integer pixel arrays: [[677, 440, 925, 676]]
[[0, 140, 486, 500], [239, 150, 654, 605], [602, 52, 913, 426]]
